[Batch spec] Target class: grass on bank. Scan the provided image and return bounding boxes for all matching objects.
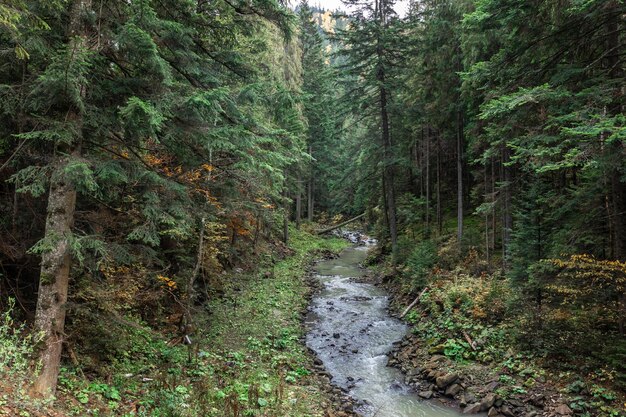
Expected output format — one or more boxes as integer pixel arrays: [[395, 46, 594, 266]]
[[0, 227, 348, 417]]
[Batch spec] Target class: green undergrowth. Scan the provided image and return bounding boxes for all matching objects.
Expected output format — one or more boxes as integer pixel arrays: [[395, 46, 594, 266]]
[[1, 227, 347, 417], [381, 216, 626, 417]]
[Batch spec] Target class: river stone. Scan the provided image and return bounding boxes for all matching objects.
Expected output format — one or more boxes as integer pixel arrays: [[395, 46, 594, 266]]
[[554, 404, 573, 415], [500, 405, 515, 417], [436, 372, 459, 389], [529, 393, 545, 408], [418, 390, 434, 399], [480, 393, 497, 411], [488, 407, 499, 417], [484, 381, 500, 392], [461, 392, 477, 406], [445, 383, 462, 397], [407, 368, 420, 378], [463, 403, 482, 414]]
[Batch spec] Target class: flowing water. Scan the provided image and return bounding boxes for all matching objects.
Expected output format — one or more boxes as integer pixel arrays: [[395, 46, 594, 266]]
[[305, 243, 464, 417]]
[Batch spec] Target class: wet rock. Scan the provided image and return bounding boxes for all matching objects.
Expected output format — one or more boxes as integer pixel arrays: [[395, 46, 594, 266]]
[[418, 390, 434, 399], [480, 393, 497, 411], [341, 401, 353, 412], [461, 392, 477, 407], [445, 383, 462, 397], [487, 407, 499, 417], [333, 333, 341, 339], [554, 404, 573, 415], [500, 405, 515, 417], [436, 372, 459, 389], [463, 403, 482, 414]]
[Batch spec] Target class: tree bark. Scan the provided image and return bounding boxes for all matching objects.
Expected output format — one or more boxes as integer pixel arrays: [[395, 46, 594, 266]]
[[295, 172, 302, 230], [283, 171, 289, 244], [502, 147, 513, 269], [436, 130, 442, 235], [307, 145, 314, 222], [425, 126, 430, 237], [606, 0, 626, 261], [374, 0, 397, 255], [32, 0, 91, 397], [484, 162, 490, 263], [456, 110, 464, 246], [32, 155, 79, 397]]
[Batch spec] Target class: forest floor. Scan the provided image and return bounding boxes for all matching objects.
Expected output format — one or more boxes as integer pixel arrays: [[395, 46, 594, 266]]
[[0, 228, 353, 417]]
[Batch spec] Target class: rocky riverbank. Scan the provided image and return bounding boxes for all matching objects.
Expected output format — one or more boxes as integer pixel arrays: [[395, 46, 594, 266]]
[[383, 287, 625, 417], [387, 331, 573, 417]]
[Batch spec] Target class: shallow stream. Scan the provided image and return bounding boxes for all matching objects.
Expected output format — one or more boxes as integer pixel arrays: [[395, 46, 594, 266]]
[[305, 244, 464, 417]]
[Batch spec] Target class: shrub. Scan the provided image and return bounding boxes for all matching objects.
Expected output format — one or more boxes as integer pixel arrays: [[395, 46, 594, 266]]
[[0, 298, 41, 378]]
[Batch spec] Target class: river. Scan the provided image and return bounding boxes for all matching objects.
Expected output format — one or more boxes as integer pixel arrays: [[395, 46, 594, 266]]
[[305, 242, 465, 417]]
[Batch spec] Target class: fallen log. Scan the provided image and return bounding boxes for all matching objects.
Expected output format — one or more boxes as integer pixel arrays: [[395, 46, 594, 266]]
[[462, 330, 477, 350], [400, 287, 429, 318], [316, 213, 366, 235]]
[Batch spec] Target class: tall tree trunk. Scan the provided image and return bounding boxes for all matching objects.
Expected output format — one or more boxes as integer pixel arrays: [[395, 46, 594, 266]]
[[491, 157, 496, 252], [436, 130, 442, 235], [425, 126, 430, 237], [307, 146, 314, 222], [283, 170, 289, 244], [502, 147, 513, 269], [484, 162, 490, 263], [32, 0, 91, 397], [32, 154, 79, 397], [606, 0, 626, 261], [456, 110, 464, 246], [380, 86, 397, 253], [295, 172, 302, 230], [375, 2, 397, 254]]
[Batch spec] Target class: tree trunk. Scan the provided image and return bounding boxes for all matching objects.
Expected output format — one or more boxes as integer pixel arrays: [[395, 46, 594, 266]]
[[32, 0, 91, 397], [484, 162, 490, 263], [380, 86, 397, 254], [295, 172, 302, 230], [283, 171, 289, 244], [307, 145, 314, 222], [502, 147, 513, 269], [425, 126, 430, 237], [32, 155, 79, 397], [606, 0, 626, 261], [456, 110, 464, 247], [491, 157, 496, 253], [436, 130, 442, 235], [316, 213, 366, 235]]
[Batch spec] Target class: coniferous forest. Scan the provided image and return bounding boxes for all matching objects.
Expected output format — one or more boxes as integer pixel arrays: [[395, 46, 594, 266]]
[[0, 1, 625, 416]]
